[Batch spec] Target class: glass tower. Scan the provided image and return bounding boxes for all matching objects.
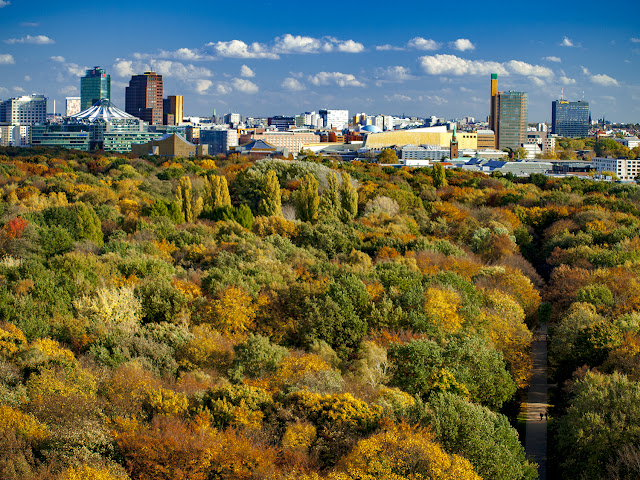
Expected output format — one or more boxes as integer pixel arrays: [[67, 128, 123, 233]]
[[552, 100, 589, 138], [497, 91, 528, 151], [80, 67, 111, 111]]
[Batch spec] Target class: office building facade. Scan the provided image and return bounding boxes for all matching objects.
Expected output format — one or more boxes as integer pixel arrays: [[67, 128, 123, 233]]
[[319, 109, 349, 130], [0, 94, 47, 125], [80, 67, 111, 111], [552, 100, 589, 137], [497, 91, 528, 151], [163, 95, 183, 125], [200, 129, 239, 154], [125, 71, 163, 125]]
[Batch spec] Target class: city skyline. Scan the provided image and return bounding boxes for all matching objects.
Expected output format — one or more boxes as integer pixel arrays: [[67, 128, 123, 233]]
[[0, 0, 638, 122]]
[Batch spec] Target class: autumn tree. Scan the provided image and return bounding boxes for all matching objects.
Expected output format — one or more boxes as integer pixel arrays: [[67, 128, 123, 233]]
[[339, 172, 358, 222], [433, 163, 448, 188], [319, 171, 340, 217], [175, 175, 194, 222], [295, 174, 320, 223], [258, 169, 282, 216]]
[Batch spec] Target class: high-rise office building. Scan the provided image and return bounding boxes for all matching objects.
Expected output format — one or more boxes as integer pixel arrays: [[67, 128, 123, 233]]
[[0, 94, 47, 125], [80, 67, 111, 111], [66, 97, 81, 116], [163, 95, 183, 125], [497, 91, 528, 151], [125, 71, 163, 125], [552, 100, 589, 138], [489, 73, 498, 147]]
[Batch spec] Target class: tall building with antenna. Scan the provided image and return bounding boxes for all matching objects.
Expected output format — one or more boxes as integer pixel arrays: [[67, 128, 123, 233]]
[[552, 99, 589, 138]]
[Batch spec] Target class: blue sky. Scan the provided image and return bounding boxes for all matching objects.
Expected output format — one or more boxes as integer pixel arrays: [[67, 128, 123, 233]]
[[0, 0, 638, 123]]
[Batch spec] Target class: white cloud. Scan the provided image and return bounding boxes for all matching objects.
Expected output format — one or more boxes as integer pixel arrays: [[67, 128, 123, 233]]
[[419, 95, 448, 105], [559, 76, 576, 85], [581, 66, 590, 75], [240, 64, 255, 78], [308, 71, 365, 87], [282, 77, 305, 91], [0, 53, 15, 64], [5, 35, 55, 45], [272, 34, 363, 54], [232, 78, 259, 94], [375, 65, 414, 82], [50, 55, 65, 62], [113, 59, 135, 77], [408, 37, 440, 50], [336, 39, 365, 53], [13, 86, 25, 93], [561, 36, 574, 47], [506, 60, 554, 78], [24, 75, 31, 81], [151, 60, 212, 79], [0, 1, 9, 7], [384, 93, 412, 102], [543, 56, 561, 63], [207, 40, 279, 59], [64, 62, 86, 77], [0, 86, 8, 94], [530, 77, 546, 87], [20, 22, 39, 27], [419, 54, 553, 79], [419, 54, 507, 76], [195, 79, 213, 94], [376, 44, 404, 51], [58, 85, 79, 95], [591, 74, 619, 86], [632, 38, 640, 43], [137, 48, 208, 61], [216, 84, 232, 95], [450, 38, 475, 51]]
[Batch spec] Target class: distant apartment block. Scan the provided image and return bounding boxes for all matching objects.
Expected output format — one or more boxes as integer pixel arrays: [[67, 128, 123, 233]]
[[200, 129, 239, 154], [320, 109, 349, 130], [0, 94, 47, 125], [593, 157, 640, 181], [223, 113, 241, 126], [268, 116, 295, 131], [66, 97, 81, 116], [0, 124, 31, 147]]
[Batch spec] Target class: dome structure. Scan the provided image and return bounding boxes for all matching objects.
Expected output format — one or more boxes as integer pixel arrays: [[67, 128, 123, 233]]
[[70, 99, 136, 123], [361, 125, 382, 133]]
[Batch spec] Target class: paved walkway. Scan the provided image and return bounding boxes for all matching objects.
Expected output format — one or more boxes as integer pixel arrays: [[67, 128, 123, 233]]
[[524, 324, 549, 480]]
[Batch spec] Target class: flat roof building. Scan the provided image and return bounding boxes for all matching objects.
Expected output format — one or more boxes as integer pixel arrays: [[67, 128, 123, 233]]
[[126, 71, 163, 125], [0, 94, 47, 125], [552, 100, 589, 138]]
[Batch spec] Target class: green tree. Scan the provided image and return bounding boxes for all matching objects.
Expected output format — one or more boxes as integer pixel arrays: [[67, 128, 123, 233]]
[[320, 171, 340, 217], [295, 174, 320, 223], [258, 169, 282, 216], [433, 163, 448, 188], [377, 148, 399, 164], [175, 176, 194, 222], [339, 172, 358, 222]]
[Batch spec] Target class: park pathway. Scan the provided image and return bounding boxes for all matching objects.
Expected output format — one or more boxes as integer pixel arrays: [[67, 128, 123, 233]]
[[524, 324, 550, 480]]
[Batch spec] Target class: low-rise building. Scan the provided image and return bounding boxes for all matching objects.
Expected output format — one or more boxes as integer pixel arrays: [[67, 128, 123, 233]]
[[200, 129, 239, 154], [592, 157, 640, 181], [130, 133, 207, 158]]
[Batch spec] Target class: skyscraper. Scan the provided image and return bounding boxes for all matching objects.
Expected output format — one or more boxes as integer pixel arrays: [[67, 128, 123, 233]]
[[125, 71, 163, 125], [497, 91, 528, 151], [163, 95, 183, 125], [552, 100, 589, 137], [80, 67, 111, 111], [489, 73, 498, 147]]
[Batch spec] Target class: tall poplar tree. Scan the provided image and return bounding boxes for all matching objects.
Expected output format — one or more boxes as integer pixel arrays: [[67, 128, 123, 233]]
[[258, 170, 282, 217]]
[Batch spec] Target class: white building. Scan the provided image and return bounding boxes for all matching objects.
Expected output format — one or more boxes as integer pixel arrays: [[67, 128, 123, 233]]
[[521, 143, 542, 160], [66, 97, 81, 116], [616, 136, 640, 149], [400, 144, 449, 162], [320, 109, 349, 130], [383, 115, 394, 131], [0, 94, 47, 125], [0, 124, 31, 147], [592, 157, 640, 181], [223, 113, 241, 126]]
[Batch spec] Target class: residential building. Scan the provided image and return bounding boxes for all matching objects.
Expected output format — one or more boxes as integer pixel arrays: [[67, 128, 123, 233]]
[[80, 67, 111, 110], [223, 113, 241, 126], [200, 129, 239, 154], [163, 95, 183, 125], [0, 124, 31, 147], [552, 100, 589, 137], [65, 97, 81, 116], [131, 133, 207, 158], [497, 91, 528, 150], [592, 157, 640, 181], [125, 71, 163, 125], [0, 94, 47, 125], [319, 109, 349, 130]]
